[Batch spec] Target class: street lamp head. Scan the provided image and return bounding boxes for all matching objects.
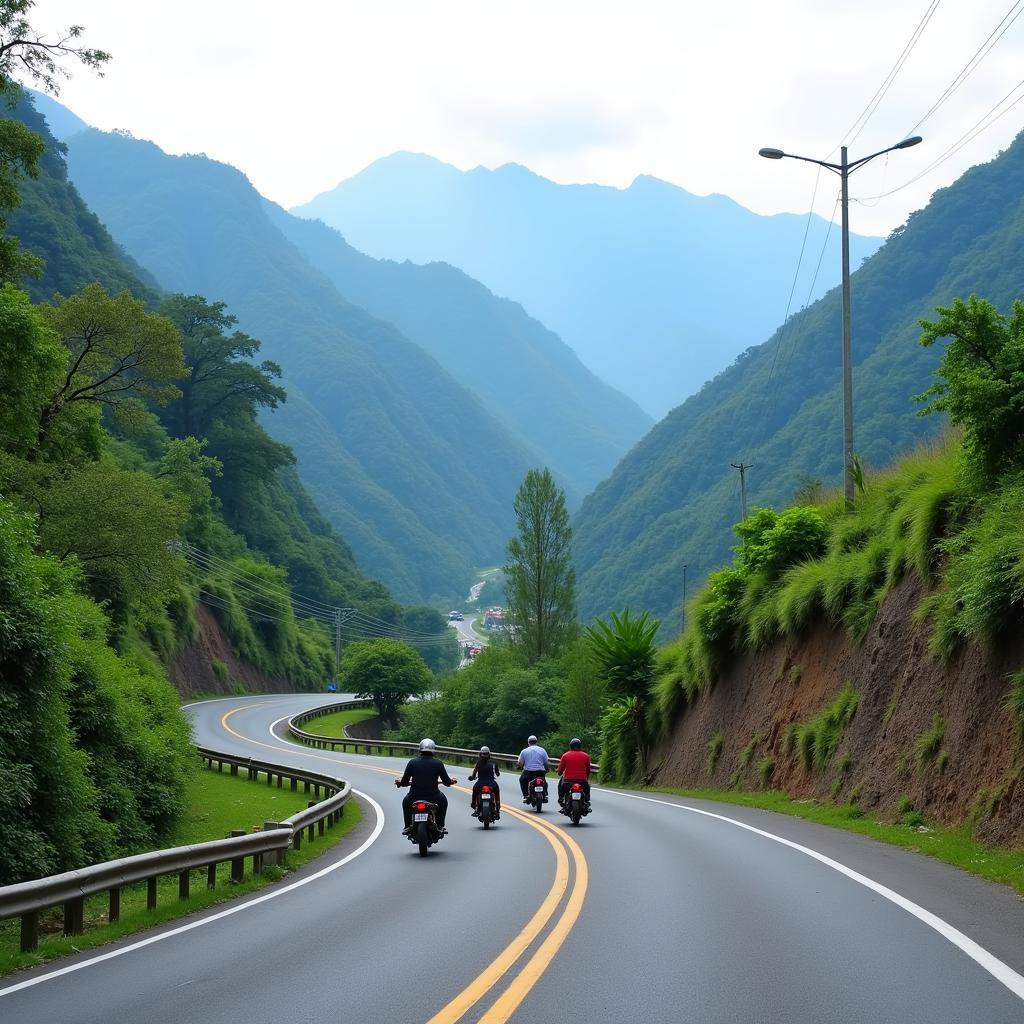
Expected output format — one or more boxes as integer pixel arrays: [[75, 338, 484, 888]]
[[758, 147, 785, 159], [896, 135, 923, 149]]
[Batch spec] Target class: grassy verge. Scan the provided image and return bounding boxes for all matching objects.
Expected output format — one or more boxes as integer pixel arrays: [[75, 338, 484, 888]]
[[299, 707, 378, 737], [0, 765, 362, 975], [631, 785, 1024, 896]]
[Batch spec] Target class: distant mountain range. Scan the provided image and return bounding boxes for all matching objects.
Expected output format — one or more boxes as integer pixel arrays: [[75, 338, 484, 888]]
[[572, 128, 1024, 629], [295, 152, 883, 418]]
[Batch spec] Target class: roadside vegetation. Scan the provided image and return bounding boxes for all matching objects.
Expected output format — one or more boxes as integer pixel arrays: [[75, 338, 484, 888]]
[[0, 764, 362, 975], [299, 707, 379, 738]]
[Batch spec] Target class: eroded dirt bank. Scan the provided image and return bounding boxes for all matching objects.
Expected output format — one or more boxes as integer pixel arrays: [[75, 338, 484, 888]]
[[652, 577, 1024, 845], [168, 604, 303, 698]]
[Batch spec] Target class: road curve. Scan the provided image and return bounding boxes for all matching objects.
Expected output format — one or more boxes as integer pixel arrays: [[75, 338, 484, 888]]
[[5, 694, 1024, 1023]]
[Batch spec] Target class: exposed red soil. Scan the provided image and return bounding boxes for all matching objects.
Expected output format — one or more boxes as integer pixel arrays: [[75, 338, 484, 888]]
[[167, 604, 302, 698], [652, 577, 1024, 845]]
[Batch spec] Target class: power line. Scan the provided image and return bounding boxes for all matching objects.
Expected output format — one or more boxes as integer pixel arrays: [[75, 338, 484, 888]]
[[908, 0, 1024, 135], [840, 0, 943, 150]]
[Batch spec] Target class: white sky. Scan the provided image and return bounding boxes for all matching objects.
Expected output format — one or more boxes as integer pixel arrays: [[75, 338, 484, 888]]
[[29, 0, 1024, 235]]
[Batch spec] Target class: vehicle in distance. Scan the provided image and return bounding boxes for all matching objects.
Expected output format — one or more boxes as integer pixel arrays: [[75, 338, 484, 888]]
[[448, 610, 464, 621]]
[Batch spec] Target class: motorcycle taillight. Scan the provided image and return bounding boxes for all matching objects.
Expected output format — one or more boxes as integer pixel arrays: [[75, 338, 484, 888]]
[[415, 802, 427, 811], [534, 779, 545, 786], [571, 783, 582, 792], [481, 786, 490, 793]]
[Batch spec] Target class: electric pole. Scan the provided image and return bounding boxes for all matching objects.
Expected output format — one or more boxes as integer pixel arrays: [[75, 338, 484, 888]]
[[333, 608, 355, 683], [681, 563, 688, 635], [731, 462, 753, 522]]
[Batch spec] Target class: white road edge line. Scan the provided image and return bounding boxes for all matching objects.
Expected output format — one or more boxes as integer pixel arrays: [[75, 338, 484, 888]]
[[0, 790, 385, 999], [600, 788, 1024, 1002]]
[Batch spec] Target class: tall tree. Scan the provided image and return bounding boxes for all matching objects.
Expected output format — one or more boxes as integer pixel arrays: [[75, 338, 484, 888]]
[[157, 294, 285, 439], [504, 467, 576, 662]]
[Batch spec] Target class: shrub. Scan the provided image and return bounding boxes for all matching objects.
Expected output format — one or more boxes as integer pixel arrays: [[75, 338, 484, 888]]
[[792, 686, 859, 771], [914, 714, 945, 771], [706, 733, 723, 777], [758, 757, 775, 787]]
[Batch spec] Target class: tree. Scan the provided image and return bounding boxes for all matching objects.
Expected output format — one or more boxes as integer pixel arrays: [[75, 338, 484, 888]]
[[0, 114, 43, 282], [35, 284, 186, 453], [157, 295, 285, 439], [341, 638, 433, 725], [0, 282, 63, 452], [917, 295, 1024, 477], [0, 1, 109, 95], [504, 468, 576, 662], [584, 609, 660, 775]]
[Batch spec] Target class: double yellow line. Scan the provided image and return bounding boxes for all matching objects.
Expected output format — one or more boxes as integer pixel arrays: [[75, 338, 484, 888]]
[[219, 705, 589, 1023]]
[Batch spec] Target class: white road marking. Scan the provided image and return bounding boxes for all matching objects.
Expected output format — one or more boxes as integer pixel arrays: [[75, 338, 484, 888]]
[[601, 788, 1024, 1002], [0, 791, 385, 998]]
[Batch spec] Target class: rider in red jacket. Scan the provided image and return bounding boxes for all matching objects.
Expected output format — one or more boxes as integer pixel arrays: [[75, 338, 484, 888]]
[[556, 738, 592, 808]]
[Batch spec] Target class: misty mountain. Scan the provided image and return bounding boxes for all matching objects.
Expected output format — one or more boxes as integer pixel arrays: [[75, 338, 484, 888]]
[[265, 206, 652, 494], [61, 127, 540, 603], [571, 130, 1024, 630], [295, 152, 883, 417]]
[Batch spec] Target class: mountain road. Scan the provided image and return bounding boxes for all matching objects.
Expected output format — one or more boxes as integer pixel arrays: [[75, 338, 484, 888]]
[[4, 694, 1024, 1023]]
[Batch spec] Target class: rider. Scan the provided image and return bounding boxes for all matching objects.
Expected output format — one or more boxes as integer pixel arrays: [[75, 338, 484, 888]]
[[468, 746, 501, 818], [395, 738, 456, 832], [517, 734, 550, 803], [557, 737, 592, 810]]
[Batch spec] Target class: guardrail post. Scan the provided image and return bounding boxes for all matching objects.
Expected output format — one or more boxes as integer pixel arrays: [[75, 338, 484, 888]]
[[230, 763, 238, 776], [276, 774, 283, 788], [147, 877, 157, 910], [307, 802, 316, 844], [290, 777, 297, 791], [266, 771, 273, 786], [207, 863, 217, 889], [109, 887, 120, 923], [20, 911, 39, 952], [303, 780, 310, 793], [179, 870, 190, 901], [230, 830, 246, 882], [263, 822, 283, 866], [63, 896, 84, 936]]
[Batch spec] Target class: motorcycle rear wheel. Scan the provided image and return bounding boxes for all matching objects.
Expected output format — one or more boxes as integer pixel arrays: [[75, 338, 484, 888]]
[[570, 804, 582, 825], [416, 822, 429, 857]]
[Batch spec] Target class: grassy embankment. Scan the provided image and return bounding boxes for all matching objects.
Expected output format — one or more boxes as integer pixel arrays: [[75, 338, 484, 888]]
[[298, 707, 378, 737], [0, 764, 362, 975]]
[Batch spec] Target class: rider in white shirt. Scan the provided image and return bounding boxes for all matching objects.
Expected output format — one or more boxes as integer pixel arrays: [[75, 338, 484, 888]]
[[517, 734, 549, 802]]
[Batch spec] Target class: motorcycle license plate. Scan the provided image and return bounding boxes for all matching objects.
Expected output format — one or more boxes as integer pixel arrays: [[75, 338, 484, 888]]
[[481, 796, 491, 802], [413, 813, 429, 822], [571, 792, 582, 800]]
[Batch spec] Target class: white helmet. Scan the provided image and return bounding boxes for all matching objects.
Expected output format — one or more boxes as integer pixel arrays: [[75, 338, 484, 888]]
[[419, 738, 436, 753], [527, 735, 538, 745], [480, 745, 491, 756]]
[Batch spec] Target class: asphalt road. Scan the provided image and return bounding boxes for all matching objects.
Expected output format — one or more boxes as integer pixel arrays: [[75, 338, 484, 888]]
[[5, 694, 1024, 1023]]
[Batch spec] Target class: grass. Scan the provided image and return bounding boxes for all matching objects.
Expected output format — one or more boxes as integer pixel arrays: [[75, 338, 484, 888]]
[[633, 784, 1024, 896], [790, 686, 859, 772], [706, 733, 723, 777], [914, 714, 946, 771], [0, 764, 362, 975], [299, 707, 378, 738]]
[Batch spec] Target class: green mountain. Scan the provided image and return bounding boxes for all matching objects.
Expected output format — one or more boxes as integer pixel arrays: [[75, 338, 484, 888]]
[[573, 130, 1024, 630], [294, 152, 882, 418], [265, 205, 652, 495], [60, 127, 540, 602]]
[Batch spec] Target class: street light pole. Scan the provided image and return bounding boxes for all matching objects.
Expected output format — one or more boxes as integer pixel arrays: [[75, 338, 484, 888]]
[[758, 135, 922, 508]]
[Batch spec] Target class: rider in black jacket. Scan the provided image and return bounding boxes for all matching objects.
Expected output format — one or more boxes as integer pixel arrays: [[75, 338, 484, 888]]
[[395, 738, 456, 831], [468, 746, 501, 817]]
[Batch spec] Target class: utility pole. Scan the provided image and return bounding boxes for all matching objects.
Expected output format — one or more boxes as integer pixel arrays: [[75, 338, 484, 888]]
[[731, 462, 753, 522], [759, 134, 922, 509], [333, 608, 355, 683], [681, 563, 688, 635]]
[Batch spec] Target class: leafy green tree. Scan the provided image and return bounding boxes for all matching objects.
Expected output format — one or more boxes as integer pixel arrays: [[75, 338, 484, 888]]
[[157, 294, 285, 439], [341, 638, 433, 724], [35, 284, 185, 453], [734, 505, 829, 579], [505, 467, 576, 662], [0, 113, 43, 281], [0, 1, 109, 95], [0, 282, 63, 451], [584, 609, 660, 774], [917, 295, 1024, 476]]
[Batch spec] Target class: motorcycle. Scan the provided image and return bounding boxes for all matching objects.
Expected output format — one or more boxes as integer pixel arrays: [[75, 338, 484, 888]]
[[561, 782, 591, 826], [529, 774, 549, 813], [477, 785, 498, 829], [406, 799, 444, 856]]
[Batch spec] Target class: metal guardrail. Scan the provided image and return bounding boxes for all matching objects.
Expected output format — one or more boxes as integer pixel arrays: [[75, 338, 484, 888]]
[[289, 701, 599, 772], [0, 747, 353, 953]]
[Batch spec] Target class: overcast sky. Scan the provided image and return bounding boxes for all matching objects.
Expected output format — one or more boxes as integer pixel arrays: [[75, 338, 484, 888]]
[[31, 0, 1024, 236]]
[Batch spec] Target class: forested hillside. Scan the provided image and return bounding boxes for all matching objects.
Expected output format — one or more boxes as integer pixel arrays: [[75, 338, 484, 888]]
[[266, 205, 651, 496], [0, 88, 455, 883], [574, 129, 1024, 631], [60, 126, 539, 602], [295, 152, 881, 417]]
